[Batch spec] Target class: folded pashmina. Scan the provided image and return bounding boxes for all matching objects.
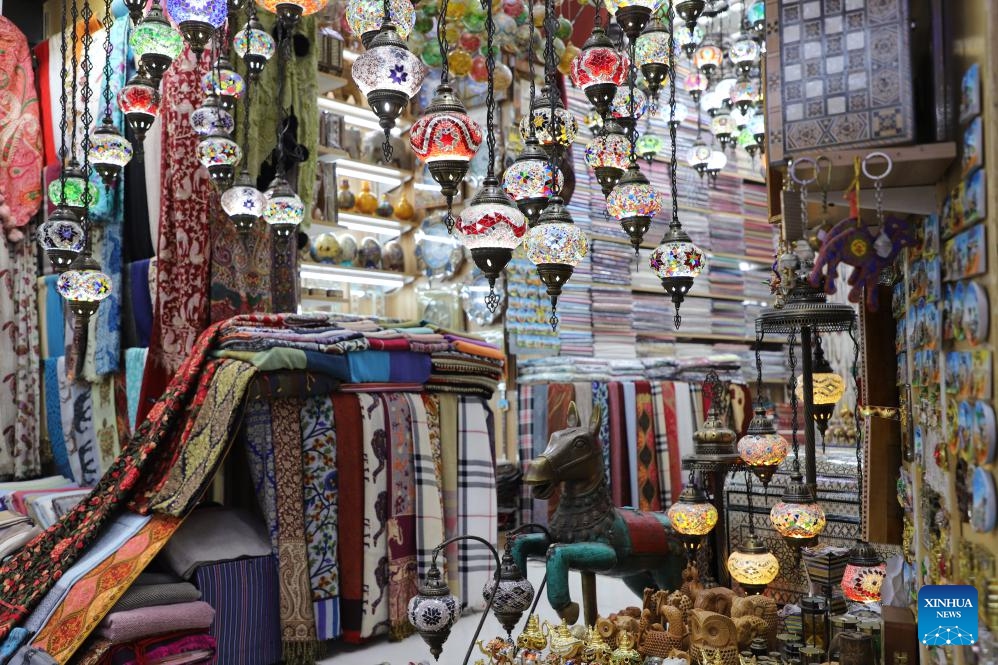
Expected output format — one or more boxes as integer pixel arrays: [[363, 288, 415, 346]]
[[23, 488, 90, 528], [8, 487, 78, 516], [110, 582, 201, 613], [301, 351, 350, 381], [0, 627, 29, 660], [98, 602, 215, 643], [0, 476, 74, 510], [108, 631, 216, 665], [365, 337, 411, 351], [0, 509, 30, 527], [160, 507, 271, 579], [0, 522, 41, 559]]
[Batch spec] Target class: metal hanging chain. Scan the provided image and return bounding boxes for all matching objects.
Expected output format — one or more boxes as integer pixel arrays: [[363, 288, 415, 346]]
[[627, 39, 637, 164], [789, 157, 816, 243], [526, 0, 536, 127], [438, 0, 450, 84], [57, 0, 70, 202], [593, 1, 602, 28], [787, 330, 801, 474], [80, 0, 94, 223], [745, 470, 756, 536], [668, 5, 679, 225], [544, 0, 559, 197], [69, 0, 80, 165], [754, 330, 765, 402], [861, 151, 893, 227], [99, 0, 113, 123], [379, 0, 394, 162], [483, 0, 497, 178], [274, 23, 292, 176], [240, 4, 253, 154]]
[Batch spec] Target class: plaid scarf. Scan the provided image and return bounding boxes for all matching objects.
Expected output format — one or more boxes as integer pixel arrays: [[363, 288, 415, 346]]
[[408, 394, 444, 585], [457, 396, 497, 611], [516, 385, 534, 528], [650, 382, 673, 507]]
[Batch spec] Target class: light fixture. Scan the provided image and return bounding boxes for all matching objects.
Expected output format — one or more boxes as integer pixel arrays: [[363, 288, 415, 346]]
[[770, 474, 826, 547], [165, 0, 226, 55], [729, 105, 754, 129], [190, 93, 235, 136], [482, 550, 535, 635], [608, 164, 660, 251], [346, 0, 415, 47], [727, 534, 780, 595], [650, 220, 706, 329], [737, 406, 789, 486], [674, 23, 705, 57], [570, 25, 630, 117], [749, 113, 765, 149], [503, 137, 561, 226], [674, 0, 706, 29], [118, 69, 160, 144], [711, 111, 736, 149], [687, 139, 711, 176], [715, 74, 737, 109], [700, 88, 724, 117], [196, 131, 242, 188], [256, 0, 329, 25], [130, 0, 183, 82], [58, 252, 112, 316], [605, 0, 663, 41], [47, 162, 100, 220], [233, 13, 276, 80], [841, 541, 886, 604], [693, 42, 723, 78], [636, 131, 664, 164], [88, 123, 133, 188], [263, 176, 304, 236], [610, 85, 648, 138], [221, 170, 265, 232], [584, 118, 630, 197], [667, 482, 718, 561], [517, 85, 578, 157], [301, 263, 408, 288], [729, 34, 761, 77], [201, 56, 245, 111], [794, 336, 845, 437], [457, 181, 527, 310], [746, 0, 765, 34], [635, 19, 670, 99], [123, 0, 147, 23], [525, 197, 589, 328], [353, 19, 429, 162], [683, 71, 707, 103], [38, 207, 85, 270], [407, 562, 460, 660], [705, 148, 726, 184], [336, 212, 406, 235], [731, 78, 760, 114], [737, 127, 761, 157]]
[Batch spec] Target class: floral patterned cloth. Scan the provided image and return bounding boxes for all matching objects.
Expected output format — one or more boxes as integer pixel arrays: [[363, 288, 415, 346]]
[[384, 393, 416, 640]]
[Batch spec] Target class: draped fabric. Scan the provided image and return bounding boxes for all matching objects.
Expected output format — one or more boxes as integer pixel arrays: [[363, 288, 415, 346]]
[[409, 393, 444, 585], [437, 394, 460, 603], [457, 396, 496, 611], [608, 382, 627, 506], [357, 393, 389, 639], [44, 359, 71, 480], [516, 385, 533, 527], [593, 382, 610, 486], [622, 382, 638, 508], [138, 47, 216, 424], [384, 393, 416, 640], [244, 400, 278, 551], [209, 216, 272, 323], [634, 381, 661, 512], [529, 385, 548, 526], [330, 393, 364, 644], [299, 395, 339, 640], [0, 16, 43, 238], [91, 378, 120, 476], [650, 381, 672, 507]]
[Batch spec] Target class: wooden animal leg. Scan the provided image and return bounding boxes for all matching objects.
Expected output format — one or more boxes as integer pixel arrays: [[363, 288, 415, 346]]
[[545, 542, 617, 625]]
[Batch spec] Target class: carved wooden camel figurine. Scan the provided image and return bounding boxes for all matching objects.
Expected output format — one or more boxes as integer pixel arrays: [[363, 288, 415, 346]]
[[512, 402, 685, 626]]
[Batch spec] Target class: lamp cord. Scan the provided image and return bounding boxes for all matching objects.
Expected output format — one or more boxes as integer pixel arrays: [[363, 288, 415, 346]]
[[483, 0, 496, 179], [57, 0, 69, 203]]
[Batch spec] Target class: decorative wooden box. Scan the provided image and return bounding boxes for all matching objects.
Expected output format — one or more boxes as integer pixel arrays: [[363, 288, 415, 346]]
[[764, 0, 916, 163]]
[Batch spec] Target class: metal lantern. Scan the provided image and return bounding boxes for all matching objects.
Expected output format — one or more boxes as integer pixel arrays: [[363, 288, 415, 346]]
[[737, 127, 761, 157], [570, 26, 630, 118], [729, 105, 754, 129], [731, 78, 760, 114], [705, 149, 727, 183], [737, 407, 789, 486], [635, 20, 670, 99], [650, 220, 705, 328], [256, 0, 330, 24], [683, 71, 707, 103], [346, 0, 415, 46], [196, 131, 242, 188], [130, 0, 183, 82], [164, 0, 227, 55], [118, 69, 161, 144], [711, 111, 736, 148], [749, 113, 766, 149], [57, 252, 112, 316], [700, 88, 725, 117], [48, 162, 101, 219], [123, 0, 147, 23], [794, 336, 845, 437], [667, 483, 717, 561], [610, 85, 648, 137], [729, 35, 761, 77], [233, 14, 276, 80], [727, 535, 780, 595], [38, 206, 85, 270], [517, 86, 578, 157], [604, 0, 664, 41], [88, 121, 134, 187], [687, 139, 711, 176], [674, 0, 706, 29], [693, 42, 723, 78], [263, 176, 304, 236], [770, 475, 827, 547], [636, 131, 664, 164], [525, 197, 589, 328], [841, 541, 886, 604], [607, 163, 661, 251], [482, 550, 535, 634], [408, 563, 460, 660], [221, 170, 266, 232], [584, 118, 630, 197], [190, 93, 235, 136], [746, 0, 765, 34], [201, 56, 245, 111], [502, 136, 561, 226]]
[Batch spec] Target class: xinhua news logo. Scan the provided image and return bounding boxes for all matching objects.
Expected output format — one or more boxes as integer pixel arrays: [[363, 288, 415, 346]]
[[918, 585, 978, 646]]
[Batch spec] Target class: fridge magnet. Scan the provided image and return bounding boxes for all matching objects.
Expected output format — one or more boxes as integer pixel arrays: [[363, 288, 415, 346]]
[[960, 63, 982, 124], [923, 213, 940, 256], [974, 401, 996, 465], [961, 223, 987, 278], [964, 281, 990, 345], [959, 400, 974, 462], [972, 350, 993, 399], [971, 466, 997, 533], [963, 168, 987, 226], [952, 281, 967, 341], [963, 116, 984, 178]]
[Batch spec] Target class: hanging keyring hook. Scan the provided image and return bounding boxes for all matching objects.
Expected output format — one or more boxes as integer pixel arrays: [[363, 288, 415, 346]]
[[788, 155, 818, 187], [861, 151, 893, 182]]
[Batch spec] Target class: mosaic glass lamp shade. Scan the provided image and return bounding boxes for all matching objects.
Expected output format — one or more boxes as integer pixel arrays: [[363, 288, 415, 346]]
[[667, 485, 718, 537], [526, 198, 589, 321], [610, 85, 649, 133], [410, 83, 483, 201], [131, 0, 183, 81], [693, 42, 723, 78], [57, 253, 112, 317], [118, 70, 161, 143], [603, 0, 663, 39], [770, 476, 827, 545], [731, 78, 760, 114], [675, 23, 705, 57], [48, 164, 101, 219], [233, 15, 276, 80], [196, 132, 241, 188], [794, 338, 845, 437], [221, 170, 265, 232], [683, 71, 707, 102], [705, 149, 727, 181], [584, 119, 630, 197], [353, 22, 429, 137], [687, 140, 711, 175], [841, 541, 886, 603], [483, 551, 535, 635], [711, 112, 736, 147], [502, 137, 561, 226], [347, 0, 415, 46], [635, 20, 670, 98], [666, 100, 688, 129], [263, 176, 304, 236], [408, 563, 460, 660], [700, 88, 725, 118], [608, 164, 660, 251], [38, 206, 85, 270], [458, 179, 527, 309], [518, 87, 578, 156], [729, 35, 760, 76], [729, 106, 754, 129], [89, 121, 133, 187], [636, 132, 664, 164], [727, 535, 780, 595], [650, 221, 705, 328], [749, 114, 766, 147], [165, 0, 226, 53], [190, 94, 234, 136], [256, 0, 329, 24], [570, 26, 629, 117], [746, 0, 765, 33], [737, 127, 761, 157], [737, 407, 789, 485], [201, 57, 245, 111]]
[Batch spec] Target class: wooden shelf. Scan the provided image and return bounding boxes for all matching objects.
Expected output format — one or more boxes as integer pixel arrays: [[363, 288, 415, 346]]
[[308, 214, 415, 238], [782, 142, 957, 192], [317, 71, 348, 94]]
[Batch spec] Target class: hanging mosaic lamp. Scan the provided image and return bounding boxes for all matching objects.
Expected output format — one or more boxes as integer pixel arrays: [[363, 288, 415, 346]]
[[517, 86, 578, 158], [38, 207, 85, 270], [746, 0, 765, 35], [693, 41, 723, 78], [503, 136, 561, 226], [674, 0, 706, 29], [130, 0, 184, 82], [608, 163, 660, 252], [634, 19, 670, 99], [727, 534, 780, 595], [605, 0, 662, 41], [683, 71, 707, 103], [347, 0, 416, 47], [165, 0, 227, 55], [737, 407, 789, 486], [636, 131, 664, 164], [729, 105, 754, 129], [263, 176, 304, 236], [408, 562, 459, 660], [666, 99, 688, 129], [705, 148, 727, 183], [714, 74, 736, 109], [666, 483, 718, 560], [737, 127, 761, 157], [88, 121, 134, 187], [525, 197, 589, 328], [483, 550, 535, 635], [124, 0, 147, 23], [711, 111, 735, 149], [410, 83, 483, 231], [47, 163, 101, 220], [675, 23, 704, 58], [118, 69, 161, 144], [196, 130, 241, 188], [749, 113, 766, 150], [456, 179, 528, 311], [353, 20, 429, 158], [687, 139, 711, 176], [770, 474, 826, 548], [256, 0, 329, 25], [731, 78, 760, 114], [794, 336, 846, 437], [650, 219, 706, 328], [221, 170, 266, 232], [570, 26, 630, 118], [841, 541, 887, 604], [729, 35, 761, 77], [233, 14, 276, 80], [190, 93, 235, 136], [610, 84, 648, 137], [57, 252, 112, 318], [584, 118, 629, 198], [700, 88, 724, 117], [201, 56, 245, 111]]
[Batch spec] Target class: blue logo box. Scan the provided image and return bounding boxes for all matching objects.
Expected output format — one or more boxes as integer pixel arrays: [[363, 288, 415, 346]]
[[918, 584, 978, 646]]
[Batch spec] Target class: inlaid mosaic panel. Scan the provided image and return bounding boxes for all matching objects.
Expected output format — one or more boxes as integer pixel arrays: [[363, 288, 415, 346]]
[[765, 0, 914, 161]]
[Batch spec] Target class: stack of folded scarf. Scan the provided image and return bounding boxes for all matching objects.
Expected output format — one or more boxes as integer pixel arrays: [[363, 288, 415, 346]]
[[0, 476, 75, 510], [96, 600, 216, 665], [427, 334, 505, 398], [0, 510, 41, 560]]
